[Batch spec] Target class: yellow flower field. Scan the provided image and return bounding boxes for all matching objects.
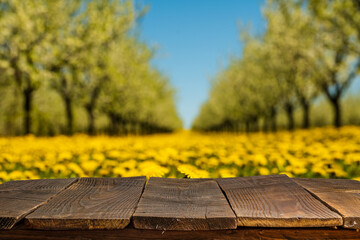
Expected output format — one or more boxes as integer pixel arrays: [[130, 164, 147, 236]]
[[0, 126, 360, 183]]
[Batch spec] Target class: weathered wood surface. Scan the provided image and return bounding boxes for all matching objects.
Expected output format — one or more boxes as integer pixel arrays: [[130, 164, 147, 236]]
[[295, 178, 360, 229], [1, 176, 360, 235], [0, 178, 76, 230], [133, 177, 236, 230], [217, 175, 342, 227], [25, 177, 146, 230], [1, 225, 359, 240]]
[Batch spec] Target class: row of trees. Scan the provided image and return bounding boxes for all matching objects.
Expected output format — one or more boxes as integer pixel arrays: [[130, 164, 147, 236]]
[[193, 0, 360, 132], [0, 0, 182, 135]]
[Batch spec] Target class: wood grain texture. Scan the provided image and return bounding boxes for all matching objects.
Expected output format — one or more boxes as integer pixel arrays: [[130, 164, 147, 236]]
[[0, 178, 77, 230], [295, 178, 360, 229], [25, 177, 146, 230], [133, 177, 236, 230], [217, 175, 342, 228], [1, 225, 359, 240]]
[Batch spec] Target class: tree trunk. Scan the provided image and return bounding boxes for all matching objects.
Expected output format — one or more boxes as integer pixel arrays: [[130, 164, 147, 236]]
[[285, 103, 294, 131], [234, 122, 240, 133], [270, 107, 277, 132], [301, 101, 310, 129], [263, 116, 269, 132], [331, 97, 341, 128], [64, 96, 73, 135], [85, 86, 100, 135], [86, 106, 95, 135], [245, 121, 250, 133], [108, 113, 117, 135], [251, 117, 259, 132], [23, 88, 33, 135]]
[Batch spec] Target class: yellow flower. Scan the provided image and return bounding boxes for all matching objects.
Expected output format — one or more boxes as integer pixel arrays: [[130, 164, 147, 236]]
[[107, 150, 122, 159], [178, 164, 210, 178], [258, 167, 270, 176], [0, 171, 8, 182], [253, 154, 268, 166], [218, 168, 237, 178], [99, 168, 110, 176], [8, 170, 24, 180], [279, 172, 294, 178], [68, 162, 85, 176], [81, 160, 99, 173], [207, 157, 219, 168], [79, 154, 89, 162], [138, 161, 169, 178], [34, 162, 47, 172], [58, 152, 73, 161], [292, 167, 308, 175], [52, 164, 69, 175], [23, 170, 39, 179], [92, 153, 105, 162]]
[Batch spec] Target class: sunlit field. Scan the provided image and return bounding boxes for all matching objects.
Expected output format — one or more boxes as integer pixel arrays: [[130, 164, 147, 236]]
[[1, 126, 360, 183]]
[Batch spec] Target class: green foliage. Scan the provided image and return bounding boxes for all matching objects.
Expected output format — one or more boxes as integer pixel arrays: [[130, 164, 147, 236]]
[[0, 0, 182, 135]]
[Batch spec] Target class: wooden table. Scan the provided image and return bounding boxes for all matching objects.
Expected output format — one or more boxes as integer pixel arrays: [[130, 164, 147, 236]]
[[0, 175, 359, 239]]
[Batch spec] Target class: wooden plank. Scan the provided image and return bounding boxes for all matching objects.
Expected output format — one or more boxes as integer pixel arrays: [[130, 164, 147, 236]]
[[133, 177, 236, 230], [0, 178, 77, 229], [25, 177, 146, 230], [217, 175, 342, 227], [1, 225, 359, 240], [295, 178, 360, 229]]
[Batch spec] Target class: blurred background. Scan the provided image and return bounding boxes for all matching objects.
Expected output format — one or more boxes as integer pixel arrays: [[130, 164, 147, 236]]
[[0, 0, 359, 135], [0, 0, 359, 182]]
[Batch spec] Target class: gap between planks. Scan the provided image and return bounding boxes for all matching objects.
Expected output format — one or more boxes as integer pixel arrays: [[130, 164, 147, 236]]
[[295, 178, 360, 229], [0, 178, 78, 229]]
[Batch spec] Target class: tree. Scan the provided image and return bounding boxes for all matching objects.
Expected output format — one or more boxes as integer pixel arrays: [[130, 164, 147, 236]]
[[99, 37, 181, 135], [263, 0, 319, 130], [79, 0, 135, 135], [238, 37, 280, 132], [0, 0, 61, 134], [308, 0, 360, 127]]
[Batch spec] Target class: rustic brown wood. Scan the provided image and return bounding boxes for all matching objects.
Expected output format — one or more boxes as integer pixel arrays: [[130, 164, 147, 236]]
[[1, 224, 359, 240], [25, 177, 146, 230], [0, 178, 77, 230], [217, 175, 342, 227], [133, 177, 236, 230], [295, 178, 360, 229]]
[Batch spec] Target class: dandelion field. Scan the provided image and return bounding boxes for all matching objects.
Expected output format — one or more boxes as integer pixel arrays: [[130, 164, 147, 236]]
[[0, 126, 360, 183]]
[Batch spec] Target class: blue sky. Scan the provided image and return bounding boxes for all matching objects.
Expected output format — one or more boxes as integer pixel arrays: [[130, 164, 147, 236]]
[[137, 0, 266, 128]]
